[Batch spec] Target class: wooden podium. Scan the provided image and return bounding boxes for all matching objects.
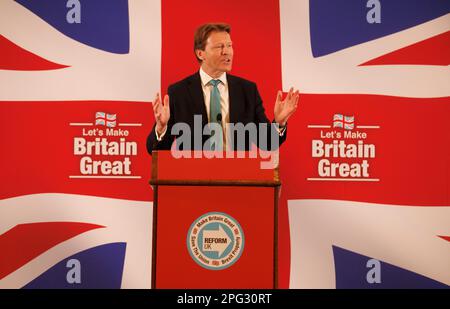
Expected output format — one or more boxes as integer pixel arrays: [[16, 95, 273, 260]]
[[150, 151, 280, 289]]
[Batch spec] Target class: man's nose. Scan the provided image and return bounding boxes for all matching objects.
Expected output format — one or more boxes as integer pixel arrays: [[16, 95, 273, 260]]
[[222, 46, 232, 55]]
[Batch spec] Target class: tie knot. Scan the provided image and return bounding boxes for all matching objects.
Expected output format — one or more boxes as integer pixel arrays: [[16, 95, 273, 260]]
[[209, 79, 221, 87]]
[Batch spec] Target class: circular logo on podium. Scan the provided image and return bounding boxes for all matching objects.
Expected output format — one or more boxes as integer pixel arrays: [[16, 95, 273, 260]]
[[186, 212, 245, 270]]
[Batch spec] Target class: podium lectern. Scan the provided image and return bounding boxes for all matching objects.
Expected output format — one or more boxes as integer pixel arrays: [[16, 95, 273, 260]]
[[150, 151, 280, 289]]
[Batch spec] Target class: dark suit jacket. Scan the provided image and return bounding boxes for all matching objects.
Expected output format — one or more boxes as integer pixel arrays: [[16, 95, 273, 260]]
[[146, 72, 287, 154]]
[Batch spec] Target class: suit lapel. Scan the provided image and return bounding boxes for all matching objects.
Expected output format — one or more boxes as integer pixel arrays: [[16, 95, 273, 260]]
[[227, 74, 244, 123], [187, 72, 208, 127]]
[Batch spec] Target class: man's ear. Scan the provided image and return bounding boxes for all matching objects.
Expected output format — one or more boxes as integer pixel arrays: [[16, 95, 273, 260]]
[[196, 49, 204, 61]]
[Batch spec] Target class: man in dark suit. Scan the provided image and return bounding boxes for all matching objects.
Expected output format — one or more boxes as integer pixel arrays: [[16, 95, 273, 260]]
[[147, 23, 299, 154]]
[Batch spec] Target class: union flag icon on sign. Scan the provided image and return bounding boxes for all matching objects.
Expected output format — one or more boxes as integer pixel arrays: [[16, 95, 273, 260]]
[[95, 112, 117, 128], [333, 114, 354, 130]]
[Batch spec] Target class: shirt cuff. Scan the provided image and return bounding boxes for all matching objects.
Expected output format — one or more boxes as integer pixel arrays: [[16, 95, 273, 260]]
[[155, 126, 167, 141], [275, 123, 287, 137]]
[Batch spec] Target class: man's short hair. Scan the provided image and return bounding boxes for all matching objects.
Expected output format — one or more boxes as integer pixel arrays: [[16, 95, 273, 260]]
[[194, 23, 231, 63]]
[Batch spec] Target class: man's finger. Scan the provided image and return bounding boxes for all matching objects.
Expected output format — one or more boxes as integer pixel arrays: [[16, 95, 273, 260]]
[[288, 87, 294, 99], [290, 92, 299, 105], [276, 91, 283, 103], [289, 91, 299, 105], [163, 94, 170, 110], [153, 101, 160, 112], [153, 92, 160, 106]]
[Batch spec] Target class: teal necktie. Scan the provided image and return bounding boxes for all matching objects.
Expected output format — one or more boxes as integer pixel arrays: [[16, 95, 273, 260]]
[[208, 79, 223, 151]]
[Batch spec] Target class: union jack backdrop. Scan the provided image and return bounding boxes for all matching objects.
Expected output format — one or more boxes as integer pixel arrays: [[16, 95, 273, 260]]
[[0, 0, 449, 288]]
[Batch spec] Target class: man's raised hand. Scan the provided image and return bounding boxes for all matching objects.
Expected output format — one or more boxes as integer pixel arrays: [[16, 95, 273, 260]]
[[152, 93, 170, 135], [274, 87, 299, 127]]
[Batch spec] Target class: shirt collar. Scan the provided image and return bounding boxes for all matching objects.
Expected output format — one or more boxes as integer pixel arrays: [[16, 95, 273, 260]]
[[199, 67, 227, 87]]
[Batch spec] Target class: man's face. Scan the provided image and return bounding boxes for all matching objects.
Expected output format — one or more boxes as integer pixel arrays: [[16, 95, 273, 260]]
[[197, 31, 233, 76]]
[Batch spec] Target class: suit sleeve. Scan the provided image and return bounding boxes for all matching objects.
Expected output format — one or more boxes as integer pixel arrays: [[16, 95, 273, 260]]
[[146, 86, 176, 154], [253, 84, 287, 151]]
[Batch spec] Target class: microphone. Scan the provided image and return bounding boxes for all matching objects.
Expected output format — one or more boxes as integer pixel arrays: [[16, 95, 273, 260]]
[[216, 113, 222, 123]]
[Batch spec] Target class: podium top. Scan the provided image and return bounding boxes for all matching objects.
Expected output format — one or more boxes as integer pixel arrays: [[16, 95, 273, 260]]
[[150, 151, 280, 187]]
